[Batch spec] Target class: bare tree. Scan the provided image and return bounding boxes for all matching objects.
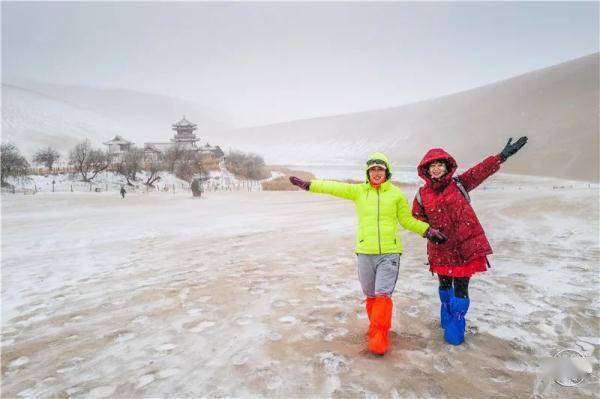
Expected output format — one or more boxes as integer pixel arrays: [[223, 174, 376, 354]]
[[69, 140, 111, 182], [0, 143, 30, 186], [164, 144, 186, 173], [174, 149, 199, 182], [33, 146, 61, 173], [117, 147, 144, 185], [143, 158, 162, 187]]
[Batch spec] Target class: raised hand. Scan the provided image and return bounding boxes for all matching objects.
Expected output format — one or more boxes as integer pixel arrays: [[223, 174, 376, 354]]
[[289, 176, 310, 191], [424, 227, 447, 244], [500, 136, 528, 162]]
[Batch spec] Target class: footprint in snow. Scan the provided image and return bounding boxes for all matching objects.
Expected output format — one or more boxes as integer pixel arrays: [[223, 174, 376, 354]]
[[17, 388, 36, 397], [190, 321, 216, 333], [231, 352, 249, 366], [186, 308, 202, 316], [156, 343, 176, 352], [303, 329, 321, 340], [130, 315, 150, 325], [271, 300, 288, 308], [316, 351, 350, 375], [404, 306, 420, 317], [268, 332, 283, 341], [87, 386, 116, 398], [8, 356, 29, 368], [136, 374, 155, 389], [156, 368, 179, 379], [235, 317, 252, 326], [196, 296, 212, 303], [266, 375, 283, 390], [114, 332, 136, 343], [324, 327, 349, 342], [278, 315, 296, 324], [65, 315, 84, 325]]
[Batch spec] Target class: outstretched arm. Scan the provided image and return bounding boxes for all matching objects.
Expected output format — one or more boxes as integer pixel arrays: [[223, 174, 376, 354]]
[[289, 176, 359, 201], [310, 180, 360, 201], [457, 155, 502, 192], [459, 136, 527, 192]]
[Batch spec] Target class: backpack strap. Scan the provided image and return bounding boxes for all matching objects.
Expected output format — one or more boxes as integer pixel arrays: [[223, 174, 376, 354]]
[[453, 176, 471, 203], [415, 187, 424, 208], [414, 177, 470, 215]]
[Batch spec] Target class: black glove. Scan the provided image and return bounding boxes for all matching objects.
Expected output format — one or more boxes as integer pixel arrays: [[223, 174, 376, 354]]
[[289, 176, 310, 191], [500, 136, 528, 162], [424, 227, 447, 244]]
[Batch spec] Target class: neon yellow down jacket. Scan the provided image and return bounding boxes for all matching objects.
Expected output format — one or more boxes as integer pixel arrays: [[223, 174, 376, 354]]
[[309, 152, 429, 254]]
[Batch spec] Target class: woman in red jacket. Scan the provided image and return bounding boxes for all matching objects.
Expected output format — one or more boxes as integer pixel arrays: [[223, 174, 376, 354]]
[[412, 137, 527, 345]]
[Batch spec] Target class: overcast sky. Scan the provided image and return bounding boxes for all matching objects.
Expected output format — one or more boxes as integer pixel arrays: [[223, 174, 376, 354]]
[[2, 2, 598, 127]]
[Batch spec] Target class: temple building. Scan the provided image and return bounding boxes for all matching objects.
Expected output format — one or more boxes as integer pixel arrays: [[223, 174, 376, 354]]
[[103, 135, 133, 162], [170, 116, 199, 149], [104, 117, 225, 163], [199, 142, 225, 160], [141, 116, 224, 162]]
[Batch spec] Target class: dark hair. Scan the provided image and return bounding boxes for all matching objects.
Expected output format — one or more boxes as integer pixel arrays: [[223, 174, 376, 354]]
[[425, 159, 449, 178], [366, 159, 391, 181], [428, 159, 449, 169]]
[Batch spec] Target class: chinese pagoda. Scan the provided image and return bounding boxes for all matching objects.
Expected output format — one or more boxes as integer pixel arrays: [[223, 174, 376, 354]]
[[171, 116, 199, 149]]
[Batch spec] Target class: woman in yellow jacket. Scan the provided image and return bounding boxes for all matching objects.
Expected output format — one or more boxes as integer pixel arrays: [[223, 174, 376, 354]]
[[290, 152, 446, 355]]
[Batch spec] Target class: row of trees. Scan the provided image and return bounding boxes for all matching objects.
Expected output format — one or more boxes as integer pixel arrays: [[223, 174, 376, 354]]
[[63, 140, 202, 186], [1, 141, 268, 188], [225, 151, 270, 180], [1, 143, 65, 186]]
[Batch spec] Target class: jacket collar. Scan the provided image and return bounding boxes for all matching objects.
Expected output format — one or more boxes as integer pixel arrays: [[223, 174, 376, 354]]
[[368, 179, 391, 191]]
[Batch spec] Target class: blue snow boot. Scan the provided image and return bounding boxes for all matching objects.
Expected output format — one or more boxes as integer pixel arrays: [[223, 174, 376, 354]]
[[444, 297, 470, 345], [439, 287, 454, 329]]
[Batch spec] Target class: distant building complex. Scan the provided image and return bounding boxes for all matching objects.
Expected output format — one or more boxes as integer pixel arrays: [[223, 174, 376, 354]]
[[102, 135, 133, 162], [103, 116, 224, 163]]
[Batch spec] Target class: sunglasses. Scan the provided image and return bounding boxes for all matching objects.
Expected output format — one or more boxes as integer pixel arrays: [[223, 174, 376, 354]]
[[366, 159, 386, 167]]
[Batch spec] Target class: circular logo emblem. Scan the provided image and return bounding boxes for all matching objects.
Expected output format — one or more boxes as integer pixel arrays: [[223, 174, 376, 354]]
[[553, 348, 586, 387]]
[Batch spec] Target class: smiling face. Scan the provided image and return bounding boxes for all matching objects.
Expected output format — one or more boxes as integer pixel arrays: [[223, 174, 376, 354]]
[[428, 161, 448, 179], [368, 166, 387, 185]]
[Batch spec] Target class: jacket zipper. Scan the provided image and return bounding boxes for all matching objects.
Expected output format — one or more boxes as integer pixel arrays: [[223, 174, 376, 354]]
[[377, 189, 382, 254]]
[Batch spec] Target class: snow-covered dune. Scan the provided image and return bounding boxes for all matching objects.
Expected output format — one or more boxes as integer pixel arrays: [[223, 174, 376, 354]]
[[3, 54, 597, 182], [1, 82, 230, 157], [220, 53, 599, 182], [1, 84, 127, 156]]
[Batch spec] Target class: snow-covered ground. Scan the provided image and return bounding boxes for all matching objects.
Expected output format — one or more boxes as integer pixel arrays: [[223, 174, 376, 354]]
[[1, 177, 598, 398]]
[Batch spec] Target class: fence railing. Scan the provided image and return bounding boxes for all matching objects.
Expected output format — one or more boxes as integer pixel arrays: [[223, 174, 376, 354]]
[[1, 177, 263, 195]]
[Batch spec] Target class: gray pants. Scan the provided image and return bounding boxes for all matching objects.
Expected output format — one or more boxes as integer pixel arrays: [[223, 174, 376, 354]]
[[357, 253, 401, 297]]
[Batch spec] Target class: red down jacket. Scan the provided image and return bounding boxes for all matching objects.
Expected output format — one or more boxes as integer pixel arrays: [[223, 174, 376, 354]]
[[412, 149, 502, 275]]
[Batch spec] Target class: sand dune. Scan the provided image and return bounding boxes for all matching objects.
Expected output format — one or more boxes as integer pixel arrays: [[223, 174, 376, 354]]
[[223, 53, 599, 182], [2, 54, 597, 181]]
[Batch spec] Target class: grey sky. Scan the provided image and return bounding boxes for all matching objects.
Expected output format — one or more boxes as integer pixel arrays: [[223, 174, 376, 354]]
[[2, 1, 598, 127]]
